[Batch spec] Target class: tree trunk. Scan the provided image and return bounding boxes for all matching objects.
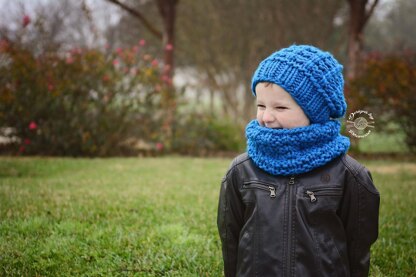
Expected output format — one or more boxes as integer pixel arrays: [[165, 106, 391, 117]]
[[346, 0, 379, 152], [106, 0, 179, 150], [156, 0, 178, 149], [156, 0, 177, 79], [346, 0, 379, 80]]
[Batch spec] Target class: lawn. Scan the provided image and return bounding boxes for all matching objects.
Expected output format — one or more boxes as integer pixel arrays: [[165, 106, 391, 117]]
[[0, 157, 415, 276], [358, 131, 408, 153]]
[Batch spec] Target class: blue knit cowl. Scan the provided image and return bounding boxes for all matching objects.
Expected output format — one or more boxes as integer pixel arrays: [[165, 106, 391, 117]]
[[246, 119, 350, 176]]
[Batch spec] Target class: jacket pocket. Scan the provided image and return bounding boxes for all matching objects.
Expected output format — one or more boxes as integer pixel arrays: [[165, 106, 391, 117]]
[[304, 186, 343, 203], [243, 180, 277, 198]]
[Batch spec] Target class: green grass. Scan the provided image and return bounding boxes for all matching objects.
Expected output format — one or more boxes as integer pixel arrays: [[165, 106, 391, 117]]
[[358, 131, 408, 153], [0, 157, 415, 276]]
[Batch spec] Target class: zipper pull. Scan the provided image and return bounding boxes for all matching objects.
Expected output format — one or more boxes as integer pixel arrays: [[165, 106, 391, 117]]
[[268, 186, 276, 198], [289, 176, 295, 185], [306, 191, 317, 202]]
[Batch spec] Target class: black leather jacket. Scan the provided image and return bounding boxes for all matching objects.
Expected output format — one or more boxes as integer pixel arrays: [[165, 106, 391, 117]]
[[217, 153, 379, 277]]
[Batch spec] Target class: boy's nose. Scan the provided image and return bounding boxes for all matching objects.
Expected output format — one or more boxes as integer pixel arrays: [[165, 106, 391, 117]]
[[263, 110, 274, 123]]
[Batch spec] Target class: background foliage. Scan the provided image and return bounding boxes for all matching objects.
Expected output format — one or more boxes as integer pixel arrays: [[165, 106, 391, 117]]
[[0, 40, 244, 156], [0, 41, 167, 156], [349, 51, 416, 152], [0, 0, 415, 155]]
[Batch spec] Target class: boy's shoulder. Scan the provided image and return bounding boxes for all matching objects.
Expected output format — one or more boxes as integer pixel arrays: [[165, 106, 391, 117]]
[[340, 154, 379, 195], [231, 152, 250, 167], [340, 154, 365, 175], [223, 152, 250, 177]]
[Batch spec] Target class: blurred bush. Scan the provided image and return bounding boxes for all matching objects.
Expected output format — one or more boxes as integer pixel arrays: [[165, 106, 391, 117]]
[[349, 51, 416, 153], [0, 39, 246, 156], [172, 113, 245, 155], [0, 40, 168, 156]]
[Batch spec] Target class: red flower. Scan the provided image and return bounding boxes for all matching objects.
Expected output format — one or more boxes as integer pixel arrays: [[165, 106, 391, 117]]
[[139, 39, 146, 46], [161, 75, 173, 86], [70, 48, 82, 55], [22, 15, 31, 28], [102, 75, 110, 82], [24, 139, 31, 145], [47, 83, 54, 91], [156, 142, 164, 151], [130, 67, 138, 75], [161, 75, 168, 81], [29, 121, 37, 130], [163, 64, 171, 72], [165, 44, 173, 51], [0, 39, 9, 52], [66, 56, 74, 64], [151, 59, 159, 67], [116, 47, 123, 55], [19, 146, 25, 153], [113, 59, 119, 66]]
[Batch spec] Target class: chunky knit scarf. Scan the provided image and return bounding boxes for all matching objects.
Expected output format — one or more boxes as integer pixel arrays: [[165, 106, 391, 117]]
[[246, 120, 350, 176]]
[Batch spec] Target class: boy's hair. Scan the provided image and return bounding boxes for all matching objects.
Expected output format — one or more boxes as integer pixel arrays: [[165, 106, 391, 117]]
[[251, 45, 346, 124]]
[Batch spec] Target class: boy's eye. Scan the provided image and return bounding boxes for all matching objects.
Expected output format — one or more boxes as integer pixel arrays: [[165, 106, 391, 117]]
[[257, 104, 265, 109], [275, 106, 287, 110]]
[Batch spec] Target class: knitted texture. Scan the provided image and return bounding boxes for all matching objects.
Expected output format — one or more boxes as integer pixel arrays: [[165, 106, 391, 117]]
[[246, 120, 350, 176], [251, 45, 346, 123]]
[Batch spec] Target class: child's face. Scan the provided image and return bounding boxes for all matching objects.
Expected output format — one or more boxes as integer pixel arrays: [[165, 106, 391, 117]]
[[256, 83, 310, 129]]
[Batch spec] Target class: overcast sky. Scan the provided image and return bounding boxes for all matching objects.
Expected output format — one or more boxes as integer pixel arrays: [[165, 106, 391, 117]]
[[0, 0, 397, 38], [0, 0, 396, 21], [0, 0, 121, 32]]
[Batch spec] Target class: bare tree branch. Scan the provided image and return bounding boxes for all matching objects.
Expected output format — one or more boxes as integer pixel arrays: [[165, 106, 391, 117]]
[[363, 0, 379, 25], [106, 0, 163, 40]]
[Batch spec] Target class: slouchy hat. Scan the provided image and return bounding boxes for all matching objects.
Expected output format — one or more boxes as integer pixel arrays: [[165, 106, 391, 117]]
[[251, 45, 346, 123]]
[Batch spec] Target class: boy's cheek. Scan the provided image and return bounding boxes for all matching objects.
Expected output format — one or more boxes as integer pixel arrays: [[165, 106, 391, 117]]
[[256, 118, 266, 127], [257, 119, 263, 126], [256, 113, 263, 125]]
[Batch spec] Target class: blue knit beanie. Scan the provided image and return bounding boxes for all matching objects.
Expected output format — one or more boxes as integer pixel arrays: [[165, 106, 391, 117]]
[[251, 45, 346, 123]]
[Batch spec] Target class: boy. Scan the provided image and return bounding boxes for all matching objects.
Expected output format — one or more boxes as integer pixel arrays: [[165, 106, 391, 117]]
[[217, 45, 380, 277]]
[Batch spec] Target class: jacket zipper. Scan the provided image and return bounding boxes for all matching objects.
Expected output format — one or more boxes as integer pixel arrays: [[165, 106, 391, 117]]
[[305, 187, 342, 202], [286, 176, 295, 277], [243, 181, 276, 198]]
